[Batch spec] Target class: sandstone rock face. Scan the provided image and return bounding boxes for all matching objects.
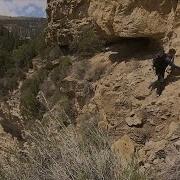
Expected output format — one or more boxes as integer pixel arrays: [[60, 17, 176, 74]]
[[112, 135, 135, 168], [125, 111, 143, 127], [74, 51, 180, 178], [46, 0, 179, 46], [1, 0, 179, 179], [89, 0, 178, 39], [171, 2, 180, 56], [46, 0, 92, 46]]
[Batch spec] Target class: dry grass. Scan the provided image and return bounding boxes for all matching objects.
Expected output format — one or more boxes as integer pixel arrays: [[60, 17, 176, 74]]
[[70, 27, 104, 57], [71, 60, 89, 80], [0, 112, 146, 180]]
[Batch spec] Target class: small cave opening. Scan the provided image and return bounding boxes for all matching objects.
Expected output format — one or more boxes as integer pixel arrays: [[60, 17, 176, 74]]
[[105, 37, 163, 62]]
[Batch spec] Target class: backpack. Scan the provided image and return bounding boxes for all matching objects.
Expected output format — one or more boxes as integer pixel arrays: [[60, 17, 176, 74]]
[[152, 53, 169, 71]]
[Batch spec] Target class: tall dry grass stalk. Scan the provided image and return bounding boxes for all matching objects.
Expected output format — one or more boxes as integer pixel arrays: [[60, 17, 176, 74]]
[[0, 96, 146, 180]]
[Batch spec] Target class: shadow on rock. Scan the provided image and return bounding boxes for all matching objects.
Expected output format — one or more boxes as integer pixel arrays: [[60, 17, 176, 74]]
[[108, 37, 163, 63], [149, 70, 180, 96]]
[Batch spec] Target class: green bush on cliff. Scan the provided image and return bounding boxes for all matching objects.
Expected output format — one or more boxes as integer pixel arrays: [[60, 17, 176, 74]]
[[0, 26, 20, 52], [20, 69, 48, 120], [0, 30, 44, 97], [0, 50, 14, 77], [13, 41, 37, 70], [70, 27, 104, 57], [50, 56, 72, 84], [34, 32, 49, 59]]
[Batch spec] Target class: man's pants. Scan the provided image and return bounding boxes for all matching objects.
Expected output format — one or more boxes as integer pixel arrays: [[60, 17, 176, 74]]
[[157, 71, 165, 83]]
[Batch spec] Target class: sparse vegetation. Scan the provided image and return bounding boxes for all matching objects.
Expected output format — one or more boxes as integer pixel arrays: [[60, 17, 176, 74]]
[[0, 26, 21, 52], [0, 16, 148, 180], [85, 62, 106, 82], [13, 41, 36, 70], [34, 33, 48, 59], [70, 27, 104, 57], [72, 59, 106, 81], [0, 27, 45, 97], [50, 56, 72, 84], [0, 114, 146, 180], [20, 69, 48, 121], [72, 60, 89, 80]]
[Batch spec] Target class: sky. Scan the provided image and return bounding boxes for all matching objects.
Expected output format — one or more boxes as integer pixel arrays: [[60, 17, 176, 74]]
[[0, 0, 46, 17]]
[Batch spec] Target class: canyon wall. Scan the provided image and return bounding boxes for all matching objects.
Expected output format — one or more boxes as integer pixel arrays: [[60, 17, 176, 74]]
[[0, 16, 47, 40]]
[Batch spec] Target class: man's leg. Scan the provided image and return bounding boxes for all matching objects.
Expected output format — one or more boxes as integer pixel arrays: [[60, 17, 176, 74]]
[[158, 74, 164, 83], [158, 70, 165, 83], [157, 71, 165, 96]]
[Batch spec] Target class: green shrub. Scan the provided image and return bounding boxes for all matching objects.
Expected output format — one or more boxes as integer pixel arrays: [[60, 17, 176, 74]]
[[3, 77, 18, 91], [0, 26, 20, 51], [0, 26, 47, 99], [20, 90, 41, 119], [33, 33, 63, 61], [0, 50, 14, 77], [0, 77, 18, 97], [50, 56, 72, 84], [70, 27, 104, 57], [13, 41, 36, 69], [20, 69, 48, 120], [34, 32, 50, 59]]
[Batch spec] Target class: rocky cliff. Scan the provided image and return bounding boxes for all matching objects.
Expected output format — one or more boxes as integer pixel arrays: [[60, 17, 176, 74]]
[[45, 0, 180, 178], [46, 0, 179, 53], [0, 1, 179, 179]]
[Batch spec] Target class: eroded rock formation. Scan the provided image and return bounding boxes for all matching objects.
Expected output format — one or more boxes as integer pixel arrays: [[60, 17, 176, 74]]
[[46, 0, 180, 178], [46, 0, 179, 50], [0, 0, 179, 179]]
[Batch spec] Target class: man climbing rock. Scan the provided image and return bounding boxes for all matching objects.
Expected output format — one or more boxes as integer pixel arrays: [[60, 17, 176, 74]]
[[150, 48, 180, 96], [153, 48, 180, 83]]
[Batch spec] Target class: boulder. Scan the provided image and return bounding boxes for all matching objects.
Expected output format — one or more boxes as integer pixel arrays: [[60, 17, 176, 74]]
[[125, 111, 143, 127], [126, 116, 142, 127]]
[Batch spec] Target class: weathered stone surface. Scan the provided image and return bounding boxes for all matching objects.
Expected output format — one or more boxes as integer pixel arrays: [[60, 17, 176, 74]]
[[46, 0, 179, 46], [89, 0, 178, 39], [46, 0, 92, 46], [166, 121, 180, 139], [111, 135, 135, 167], [98, 121, 108, 131], [1, 0, 179, 179], [138, 140, 167, 164], [125, 111, 143, 127], [171, 2, 180, 57], [126, 117, 142, 127]]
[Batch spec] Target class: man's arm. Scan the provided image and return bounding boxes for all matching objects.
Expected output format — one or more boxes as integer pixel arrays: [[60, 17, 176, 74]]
[[169, 61, 180, 70], [166, 56, 180, 70]]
